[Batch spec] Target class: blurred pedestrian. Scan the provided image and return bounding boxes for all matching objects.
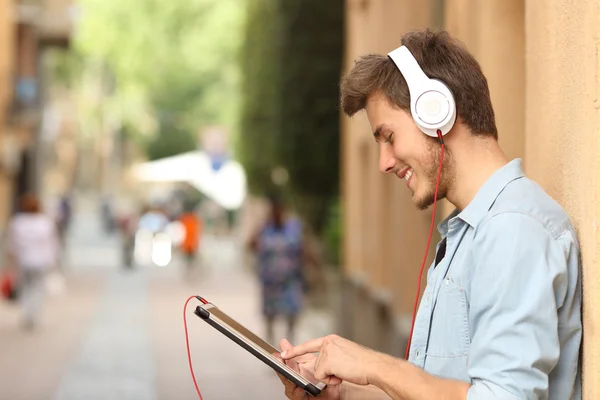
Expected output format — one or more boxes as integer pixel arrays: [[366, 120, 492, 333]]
[[249, 195, 306, 345], [6, 194, 61, 330], [135, 205, 171, 267], [100, 195, 116, 234], [178, 204, 203, 273], [117, 211, 138, 269], [137, 204, 169, 234], [56, 194, 72, 246]]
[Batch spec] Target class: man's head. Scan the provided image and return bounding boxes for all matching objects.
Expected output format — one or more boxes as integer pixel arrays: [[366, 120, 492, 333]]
[[267, 193, 285, 228], [340, 29, 497, 209]]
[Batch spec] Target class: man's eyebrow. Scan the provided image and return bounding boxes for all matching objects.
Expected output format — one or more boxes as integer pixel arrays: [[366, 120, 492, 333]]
[[373, 124, 389, 141]]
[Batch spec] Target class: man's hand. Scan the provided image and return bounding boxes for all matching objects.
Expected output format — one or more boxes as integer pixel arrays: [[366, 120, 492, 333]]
[[280, 335, 381, 386], [276, 339, 342, 400], [279, 336, 469, 400]]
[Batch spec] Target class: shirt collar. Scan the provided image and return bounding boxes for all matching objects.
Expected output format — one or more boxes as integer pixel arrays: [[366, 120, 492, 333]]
[[438, 158, 526, 234]]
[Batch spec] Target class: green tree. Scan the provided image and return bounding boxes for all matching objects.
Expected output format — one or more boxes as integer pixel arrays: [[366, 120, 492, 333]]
[[238, 0, 344, 232], [73, 0, 244, 159], [277, 0, 344, 232], [236, 0, 281, 194]]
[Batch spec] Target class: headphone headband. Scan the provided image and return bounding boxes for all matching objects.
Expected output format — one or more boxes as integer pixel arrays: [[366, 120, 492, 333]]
[[386, 45, 456, 137], [388, 46, 430, 100]]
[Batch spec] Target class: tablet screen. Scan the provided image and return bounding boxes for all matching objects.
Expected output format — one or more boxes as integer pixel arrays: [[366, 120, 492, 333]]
[[209, 307, 325, 387]]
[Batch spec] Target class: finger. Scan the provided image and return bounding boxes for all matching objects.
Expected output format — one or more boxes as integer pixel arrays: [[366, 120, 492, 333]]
[[314, 355, 328, 381], [276, 372, 293, 388], [313, 353, 341, 384], [279, 339, 314, 362], [287, 352, 316, 364], [277, 373, 297, 398], [300, 360, 340, 385], [285, 383, 295, 399], [297, 358, 342, 386], [284, 358, 302, 373], [280, 338, 294, 351], [325, 376, 343, 386], [281, 337, 325, 359], [292, 385, 308, 400], [313, 347, 324, 373], [276, 371, 290, 384], [298, 358, 316, 371]]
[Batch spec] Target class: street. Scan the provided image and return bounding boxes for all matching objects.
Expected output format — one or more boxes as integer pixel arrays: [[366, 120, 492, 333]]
[[0, 204, 334, 400]]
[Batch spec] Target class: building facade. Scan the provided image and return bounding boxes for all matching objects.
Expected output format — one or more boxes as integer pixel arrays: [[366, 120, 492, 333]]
[[0, 0, 73, 231], [340, 0, 599, 397], [0, 0, 17, 229]]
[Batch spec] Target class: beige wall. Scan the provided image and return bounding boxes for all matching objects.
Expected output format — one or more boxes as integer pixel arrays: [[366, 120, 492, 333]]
[[441, 0, 525, 219], [0, 0, 12, 111], [342, 0, 440, 332], [445, 0, 526, 161], [525, 1, 600, 397]]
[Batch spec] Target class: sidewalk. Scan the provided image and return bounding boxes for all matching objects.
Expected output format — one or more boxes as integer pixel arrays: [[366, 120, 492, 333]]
[[0, 205, 336, 400]]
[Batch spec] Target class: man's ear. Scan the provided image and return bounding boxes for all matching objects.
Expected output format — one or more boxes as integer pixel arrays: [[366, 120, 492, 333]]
[[442, 115, 467, 141]]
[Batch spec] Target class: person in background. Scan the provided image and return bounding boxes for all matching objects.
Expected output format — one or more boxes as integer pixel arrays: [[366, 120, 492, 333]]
[[117, 211, 138, 269], [6, 194, 61, 330], [100, 195, 116, 234], [249, 195, 307, 345], [56, 194, 72, 246], [137, 204, 170, 234], [179, 204, 203, 273], [134, 204, 172, 266]]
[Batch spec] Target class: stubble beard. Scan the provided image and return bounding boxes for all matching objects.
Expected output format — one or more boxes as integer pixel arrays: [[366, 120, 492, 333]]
[[414, 142, 453, 211]]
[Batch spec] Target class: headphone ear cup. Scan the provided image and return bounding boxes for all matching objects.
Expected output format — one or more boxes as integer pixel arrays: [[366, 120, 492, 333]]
[[411, 81, 456, 137], [415, 91, 449, 125]]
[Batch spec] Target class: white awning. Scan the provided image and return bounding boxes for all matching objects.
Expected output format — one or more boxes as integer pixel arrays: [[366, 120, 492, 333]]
[[131, 151, 247, 210]]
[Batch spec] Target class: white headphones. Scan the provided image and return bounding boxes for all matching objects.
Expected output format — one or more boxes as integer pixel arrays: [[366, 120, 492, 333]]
[[387, 46, 456, 138]]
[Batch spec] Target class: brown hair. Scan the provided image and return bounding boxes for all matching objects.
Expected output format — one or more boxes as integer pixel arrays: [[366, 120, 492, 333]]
[[20, 193, 41, 213], [340, 29, 498, 139]]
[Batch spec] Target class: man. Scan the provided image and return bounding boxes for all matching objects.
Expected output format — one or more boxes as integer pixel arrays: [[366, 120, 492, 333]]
[[277, 29, 582, 399]]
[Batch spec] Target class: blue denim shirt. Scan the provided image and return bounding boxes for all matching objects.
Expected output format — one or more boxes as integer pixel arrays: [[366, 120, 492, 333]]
[[408, 159, 582, 399]]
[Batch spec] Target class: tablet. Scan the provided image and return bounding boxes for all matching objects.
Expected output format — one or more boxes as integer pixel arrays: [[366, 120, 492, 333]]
[[194, 302, 327, 397]]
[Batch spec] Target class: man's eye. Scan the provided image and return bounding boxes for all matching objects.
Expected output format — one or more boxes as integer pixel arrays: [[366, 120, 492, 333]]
[[384, 134, 394, 144]]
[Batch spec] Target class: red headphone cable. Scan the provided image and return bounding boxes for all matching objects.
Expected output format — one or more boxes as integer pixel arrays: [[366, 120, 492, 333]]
[[184, 131, 444, 386], [184, 295, 208, 399], [404, 129, 445, 360]]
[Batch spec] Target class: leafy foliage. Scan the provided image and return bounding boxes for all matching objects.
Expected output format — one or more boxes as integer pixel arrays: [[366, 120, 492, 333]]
[[237, 0, 344, 232], [73, 0, 244, 159], [236, 0, 281, 194], [322, 197, 343, 266]]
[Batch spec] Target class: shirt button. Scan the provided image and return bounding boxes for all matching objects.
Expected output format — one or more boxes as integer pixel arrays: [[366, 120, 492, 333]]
[[445, 278, 450, 285], [415, 349, 421, 358]]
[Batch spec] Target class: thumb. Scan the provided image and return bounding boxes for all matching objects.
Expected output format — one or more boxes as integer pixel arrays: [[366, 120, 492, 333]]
[[323, 376, 343, 386]]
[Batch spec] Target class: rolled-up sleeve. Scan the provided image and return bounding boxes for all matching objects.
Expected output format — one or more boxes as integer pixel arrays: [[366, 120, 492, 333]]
[[466, 213, 567, 400]]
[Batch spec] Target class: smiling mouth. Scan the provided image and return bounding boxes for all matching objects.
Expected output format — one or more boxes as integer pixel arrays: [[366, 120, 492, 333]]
[[405, 169, 414, 188], [397, 167, 414, 187]]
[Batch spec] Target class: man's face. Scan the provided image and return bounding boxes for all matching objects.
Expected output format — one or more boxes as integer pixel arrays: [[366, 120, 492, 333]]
[[365, 93, 452, 210]]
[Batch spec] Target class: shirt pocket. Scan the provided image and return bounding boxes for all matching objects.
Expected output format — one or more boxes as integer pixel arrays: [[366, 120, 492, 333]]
[[426, 276, 470, 358]]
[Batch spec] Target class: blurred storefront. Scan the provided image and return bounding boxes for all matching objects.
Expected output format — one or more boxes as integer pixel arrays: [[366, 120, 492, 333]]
[[0, 0, 74, 230], [340, 0, 599, 397]]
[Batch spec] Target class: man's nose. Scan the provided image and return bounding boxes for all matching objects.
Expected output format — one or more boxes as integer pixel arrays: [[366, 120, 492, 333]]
[[379, 153, 396, 174]]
